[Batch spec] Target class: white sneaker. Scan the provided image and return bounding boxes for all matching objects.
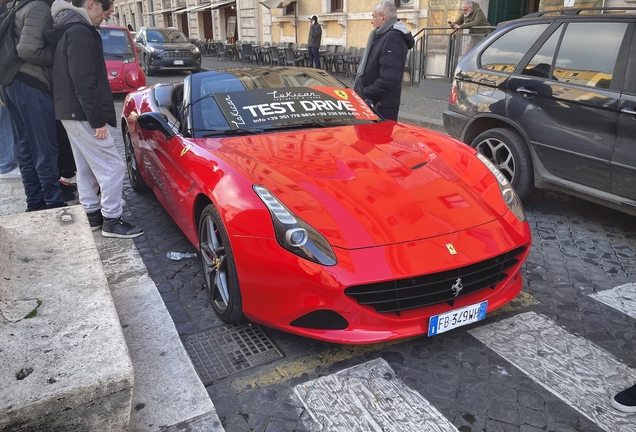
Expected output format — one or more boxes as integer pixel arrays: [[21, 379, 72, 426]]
[[60, 175, 77, 187], [0, 167, 21, 179]]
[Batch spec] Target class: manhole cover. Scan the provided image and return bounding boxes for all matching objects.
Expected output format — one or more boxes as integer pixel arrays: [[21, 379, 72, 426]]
[[182, 322, 284, 385]]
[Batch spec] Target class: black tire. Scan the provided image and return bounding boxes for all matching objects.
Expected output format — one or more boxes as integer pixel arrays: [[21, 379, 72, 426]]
[[143, 54, 154, 76], [198, 204, 244, 323], [124, 126, 149, 192], [471, 128, 534, 201]]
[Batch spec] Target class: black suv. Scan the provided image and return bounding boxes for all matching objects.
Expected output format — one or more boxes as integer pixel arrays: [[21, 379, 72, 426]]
[[135, 27, 202, 76], [443, 8, 636, 217]]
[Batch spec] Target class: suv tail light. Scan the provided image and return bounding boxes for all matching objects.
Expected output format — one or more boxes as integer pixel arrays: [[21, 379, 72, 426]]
[[449, 80, 457, 105]]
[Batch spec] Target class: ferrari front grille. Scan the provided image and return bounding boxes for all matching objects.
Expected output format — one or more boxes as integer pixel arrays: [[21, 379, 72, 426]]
[[163, 51, 193, 59], [344, 246, 527, 314]]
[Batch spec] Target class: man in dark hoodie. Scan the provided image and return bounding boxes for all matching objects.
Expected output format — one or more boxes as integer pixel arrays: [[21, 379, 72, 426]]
[[1, 0, 65, 210], [354, 0, 414, 121], [48, 0, 143, 239]]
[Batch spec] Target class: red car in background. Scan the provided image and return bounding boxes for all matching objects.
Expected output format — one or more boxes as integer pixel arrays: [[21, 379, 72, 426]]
[[99, 25, 146, 94]]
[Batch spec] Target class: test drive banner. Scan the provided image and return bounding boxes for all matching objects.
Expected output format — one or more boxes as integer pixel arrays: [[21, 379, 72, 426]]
[[214, 86, 378, 129]]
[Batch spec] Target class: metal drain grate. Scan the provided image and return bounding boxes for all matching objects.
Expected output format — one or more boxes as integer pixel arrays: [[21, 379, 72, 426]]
[[182, 322, 284, 385]]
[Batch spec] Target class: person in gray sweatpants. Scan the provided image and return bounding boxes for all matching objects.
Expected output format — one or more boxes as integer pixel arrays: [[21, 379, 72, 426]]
[[48, 0, 142, 238]]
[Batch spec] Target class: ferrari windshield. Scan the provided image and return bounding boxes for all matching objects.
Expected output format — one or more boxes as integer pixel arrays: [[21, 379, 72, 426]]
[[188, 68, 380, 138]]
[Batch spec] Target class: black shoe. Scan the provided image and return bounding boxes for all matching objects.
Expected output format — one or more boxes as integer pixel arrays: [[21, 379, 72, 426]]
[[61, 190, 75, 201], [26, 202, 47, 212], [102, 217, 143, 239], [612, 383, 636, 413], [47, 202, 67, 209], [87, 210, 103, 231]]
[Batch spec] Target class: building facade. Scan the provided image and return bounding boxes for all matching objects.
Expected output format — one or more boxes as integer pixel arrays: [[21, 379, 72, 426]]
[[108, 0, 632, 48]]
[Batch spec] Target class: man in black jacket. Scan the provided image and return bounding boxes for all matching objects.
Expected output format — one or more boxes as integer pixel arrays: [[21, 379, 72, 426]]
[[48, 0, 143, 238], [354, 0, 414, 121], [307, 15, 321, 68], [1, 0, 65, 210]]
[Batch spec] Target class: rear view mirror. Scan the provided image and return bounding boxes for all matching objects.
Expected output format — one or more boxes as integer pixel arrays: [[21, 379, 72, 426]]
[[137, 112, 176, 140]]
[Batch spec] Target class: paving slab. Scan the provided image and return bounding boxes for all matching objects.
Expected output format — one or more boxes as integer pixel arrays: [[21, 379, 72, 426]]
[[0, 205, 134, 431]]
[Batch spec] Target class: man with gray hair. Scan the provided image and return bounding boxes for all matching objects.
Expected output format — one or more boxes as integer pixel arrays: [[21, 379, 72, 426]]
[[450, 0, 490, 34], [354, 0, 414, 121]]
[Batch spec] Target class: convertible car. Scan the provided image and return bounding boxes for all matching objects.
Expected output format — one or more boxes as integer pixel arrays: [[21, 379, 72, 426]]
[[122, 67, 531, 344]]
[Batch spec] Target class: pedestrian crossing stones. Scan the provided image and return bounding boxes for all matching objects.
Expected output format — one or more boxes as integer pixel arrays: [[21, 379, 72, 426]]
[[468, 311, 636, 432], [293, 358, 459, 432], [590, 283, 636, 320]]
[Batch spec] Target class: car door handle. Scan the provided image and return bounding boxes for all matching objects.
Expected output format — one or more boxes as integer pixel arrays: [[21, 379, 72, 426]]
[[516, 87, 538, 96], [621, 107, 636, 116]]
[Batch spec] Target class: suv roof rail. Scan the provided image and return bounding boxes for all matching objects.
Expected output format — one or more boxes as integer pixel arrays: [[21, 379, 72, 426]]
[[525, 7, 636, 18]]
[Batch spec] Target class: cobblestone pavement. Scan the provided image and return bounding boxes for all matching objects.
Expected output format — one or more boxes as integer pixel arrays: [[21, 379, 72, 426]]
[[110, 69, 635, 431]]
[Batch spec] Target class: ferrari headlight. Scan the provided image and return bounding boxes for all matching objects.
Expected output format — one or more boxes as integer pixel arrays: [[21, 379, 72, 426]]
[[254, 185, 337, 266], [476, 153, 526, 222]]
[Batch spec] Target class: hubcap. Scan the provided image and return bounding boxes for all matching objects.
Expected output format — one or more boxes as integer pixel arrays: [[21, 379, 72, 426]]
[[124, 131, 137, 180], [200, 216, 229, 312], [476, 137, 515, 183]]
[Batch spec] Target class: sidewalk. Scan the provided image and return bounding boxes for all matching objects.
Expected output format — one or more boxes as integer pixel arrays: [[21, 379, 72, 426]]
[[0, 181, 223, 431], [199, 56, 450, 132]]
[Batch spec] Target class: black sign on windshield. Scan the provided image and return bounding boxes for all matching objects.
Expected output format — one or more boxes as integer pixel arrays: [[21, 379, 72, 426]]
[[213, 87, 374, 129]]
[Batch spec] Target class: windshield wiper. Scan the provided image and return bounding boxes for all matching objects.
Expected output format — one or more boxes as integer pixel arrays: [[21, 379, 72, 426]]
[[105, 53, 125, 58], [201, 128, 259, 137], [262, 120, 348, 132]]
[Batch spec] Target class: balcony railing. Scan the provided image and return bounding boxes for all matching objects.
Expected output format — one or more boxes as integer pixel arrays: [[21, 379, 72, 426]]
[[407, 26, 496, 84]]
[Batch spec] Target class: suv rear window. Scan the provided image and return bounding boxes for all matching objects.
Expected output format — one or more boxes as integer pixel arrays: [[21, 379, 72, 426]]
[[480, 24, 549, 72]]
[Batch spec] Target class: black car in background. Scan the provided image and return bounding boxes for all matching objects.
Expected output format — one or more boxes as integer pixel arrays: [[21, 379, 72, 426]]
[[443, 8, 636, 217], [135, 27, 202, 75]]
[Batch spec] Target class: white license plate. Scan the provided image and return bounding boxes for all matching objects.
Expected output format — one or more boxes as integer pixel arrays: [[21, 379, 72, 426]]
[[428, 301, 488, 336], [173, 60, 184, 65]]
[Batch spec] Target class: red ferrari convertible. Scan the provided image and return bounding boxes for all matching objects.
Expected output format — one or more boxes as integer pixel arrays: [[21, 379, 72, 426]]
[[122, 67, 531, 344]]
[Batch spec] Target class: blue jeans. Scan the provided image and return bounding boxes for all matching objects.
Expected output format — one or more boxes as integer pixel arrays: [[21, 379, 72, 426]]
[[308, 47, 320, 68], [1, 80, 63, 208], [0, 105, 18, 174]]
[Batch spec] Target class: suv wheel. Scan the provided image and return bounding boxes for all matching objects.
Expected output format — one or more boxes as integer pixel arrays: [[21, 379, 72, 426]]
[[471, 128, 534, 201], [144, 54, 154, 76]]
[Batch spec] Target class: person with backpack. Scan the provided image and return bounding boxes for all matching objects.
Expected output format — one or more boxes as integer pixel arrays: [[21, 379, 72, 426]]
[[47, 0, 143, 239], [0, 0, 65, 210]]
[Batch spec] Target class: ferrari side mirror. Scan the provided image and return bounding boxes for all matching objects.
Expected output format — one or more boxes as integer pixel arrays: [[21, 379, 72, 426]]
[[137, 112, 176, 140]]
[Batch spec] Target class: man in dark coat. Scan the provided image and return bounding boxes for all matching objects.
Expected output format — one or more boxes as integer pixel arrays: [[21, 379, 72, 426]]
[[307, 14, 322, 68], [354, 0, 414, 121], [1, 0, 65, 210], [47, 0, 143, 238]]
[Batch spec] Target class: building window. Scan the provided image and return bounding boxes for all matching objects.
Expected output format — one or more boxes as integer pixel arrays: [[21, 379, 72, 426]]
[[284, 1, 296, 15], [396, 0, 414, 7], [331, 0, 343, 12]]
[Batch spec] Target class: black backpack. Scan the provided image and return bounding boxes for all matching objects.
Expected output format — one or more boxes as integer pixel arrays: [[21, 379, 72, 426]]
[[0, 0, 37, 86]]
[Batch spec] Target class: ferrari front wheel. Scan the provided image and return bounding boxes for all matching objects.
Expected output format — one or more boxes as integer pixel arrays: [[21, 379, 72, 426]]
[[124, 127, 149, 192], [198, 204, 244, 323]]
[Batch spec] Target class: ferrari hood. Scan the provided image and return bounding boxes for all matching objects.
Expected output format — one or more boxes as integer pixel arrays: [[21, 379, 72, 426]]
[[219, 123, 502, 249]]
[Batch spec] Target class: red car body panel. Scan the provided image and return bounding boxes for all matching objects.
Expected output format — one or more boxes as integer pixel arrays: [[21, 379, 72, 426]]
[[122, 75, 532, 343], [101, 25, 146, 93]]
